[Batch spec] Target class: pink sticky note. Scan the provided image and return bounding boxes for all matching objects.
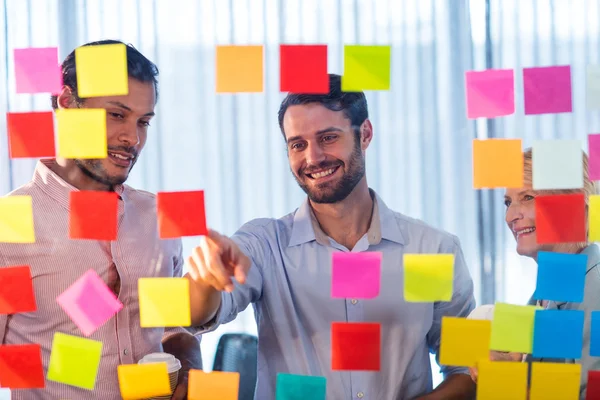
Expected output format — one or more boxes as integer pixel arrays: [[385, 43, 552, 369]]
[[523, 65, 572, 115], [465, 69, 515, 119], [589, 134, 600, 181], [57, 270, 123, 336], [14, 47, 62, 94], [331, 252, 382, 299]]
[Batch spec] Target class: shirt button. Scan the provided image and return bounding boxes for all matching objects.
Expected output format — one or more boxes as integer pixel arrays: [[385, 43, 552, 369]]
[[123, 349, 129, 355], [351, 299, 358, 305], [357, 392, 364, 398]]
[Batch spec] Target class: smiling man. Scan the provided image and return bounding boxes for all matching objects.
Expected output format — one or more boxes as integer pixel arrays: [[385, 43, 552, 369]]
[[0, 40, 201, 399], [185, 74, 476, 399]]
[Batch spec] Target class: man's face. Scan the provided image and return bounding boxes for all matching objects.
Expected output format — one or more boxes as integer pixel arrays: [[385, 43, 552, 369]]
[[66, 78, 156, 187], [282, 103, 367, 204]]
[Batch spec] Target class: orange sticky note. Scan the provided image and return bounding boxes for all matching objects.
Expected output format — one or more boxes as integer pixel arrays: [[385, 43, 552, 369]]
[[476, 360, 528, 400], [439, 317, 491, 367], [216, 46, 263, 93], [118, 363, 171, 400], [472, 139, 523, 189], [188, 370, 239, 400]]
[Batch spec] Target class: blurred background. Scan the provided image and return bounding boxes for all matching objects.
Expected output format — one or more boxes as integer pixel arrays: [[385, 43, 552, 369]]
[[1, 0, 599, 386]]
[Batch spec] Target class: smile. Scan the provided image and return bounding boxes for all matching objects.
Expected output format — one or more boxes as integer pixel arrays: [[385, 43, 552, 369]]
[[108, 152, 135, 167], [306, 166, 339, 180], [514, 226, 536, 239]]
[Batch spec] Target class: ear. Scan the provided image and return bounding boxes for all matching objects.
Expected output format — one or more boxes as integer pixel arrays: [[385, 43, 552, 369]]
[[359, 119, 373, 151], [56, 86, 78, 109]]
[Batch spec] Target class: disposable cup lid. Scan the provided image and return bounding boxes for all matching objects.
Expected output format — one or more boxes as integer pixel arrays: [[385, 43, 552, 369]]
[[138, 353, 182, 373]]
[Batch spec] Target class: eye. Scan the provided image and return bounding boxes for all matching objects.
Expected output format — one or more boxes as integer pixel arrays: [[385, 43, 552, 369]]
[[139, 120, 151, 127], [523, 194, 535, 201], [504, 199, 511, 207], [290, 142, 305, 151], [109, 112, 124, 119], [322, 135, 337, 142]]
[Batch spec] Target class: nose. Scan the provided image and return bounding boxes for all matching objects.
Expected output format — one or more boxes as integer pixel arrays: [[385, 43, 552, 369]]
[[505, 202, 524, 228], [118, 122, 141, 147], [305, 141, 326, 166]]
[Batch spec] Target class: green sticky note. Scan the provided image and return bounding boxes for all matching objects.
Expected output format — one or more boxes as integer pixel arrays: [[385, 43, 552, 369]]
[[490, 303, 541, 353], [276, 373, 326, 400], [47, 332, 103, 390], [403, 254, 454, 302], [342, 45, 391, 91]]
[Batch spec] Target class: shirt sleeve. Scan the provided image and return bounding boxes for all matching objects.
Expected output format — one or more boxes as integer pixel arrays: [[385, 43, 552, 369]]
[[427, 235, 476, 378], [577, 265, 600, 400]]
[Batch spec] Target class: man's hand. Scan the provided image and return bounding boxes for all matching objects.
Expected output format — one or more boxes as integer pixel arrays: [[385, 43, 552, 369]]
[[469, 351, 523, 383], [170, 369, 189, 400]]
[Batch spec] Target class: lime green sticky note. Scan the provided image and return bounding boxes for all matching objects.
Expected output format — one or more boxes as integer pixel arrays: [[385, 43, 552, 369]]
[[47, 332, 102, 390], [589, 195, 600, 242], [0, 196, 35, 243], [490, 303, 540, 353], [118, 363, 171, 400], [403, 254, 454, 302], [56, 109, 107, 159], [138, 278, 191, 327], [342, 45, 391, 91], [75, 43, 128, 97]]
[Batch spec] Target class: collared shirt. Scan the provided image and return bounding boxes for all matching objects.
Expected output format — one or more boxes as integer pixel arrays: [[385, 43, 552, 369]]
[[203, 190, 476, 400], [0, 160, 194, 399]]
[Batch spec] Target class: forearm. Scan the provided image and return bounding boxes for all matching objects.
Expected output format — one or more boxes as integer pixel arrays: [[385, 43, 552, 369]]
[[162, 331, 203, 372], [185, 274, 222, 326], [414, 374, 476, 400]]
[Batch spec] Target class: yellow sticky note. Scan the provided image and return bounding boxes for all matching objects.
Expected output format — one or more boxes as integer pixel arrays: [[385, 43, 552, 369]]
[[490, 302, 540, 353], [439, 317, 491, 367], [75, 43, 128, 97], [342, 45, 391, 91], [530, 362, 580, 400], [56, 109, 107, 159], [589, 195, 600, 241], [47, 333, 103, 390], [473, 139, 523, 189], [403, 254, 454, 302], [138, 278, 191, 327], [118, 363, 171, 400], [476, 360, 528, 400], [188, 370, 239, 400], [216, 45, 263, 93], [0, 196, 35, 243]]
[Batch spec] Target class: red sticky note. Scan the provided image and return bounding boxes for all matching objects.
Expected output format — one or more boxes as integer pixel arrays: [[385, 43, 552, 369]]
[[0, 266, 36, 314], [523, 65, 572, 115], [14, 47, 62, 94], [586, 370, 600, 400], [6, 112, 56, 158], [0, 344, 45, 389], [465, 69, 515, 119], [535, 194, 586, 244], [331, 322, 380, 371], [280, 45, 329, 94], [69, 191, 118, 240], [157, 191, 207, 239], [589, 134, 600, 181]]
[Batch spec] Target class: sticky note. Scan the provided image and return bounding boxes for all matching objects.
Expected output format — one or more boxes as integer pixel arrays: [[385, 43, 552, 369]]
[[472, 139, 523, 188], [138, 278, 191, 327], [57, 269, 123, 336], [465, 69, 515, 119], [188, 370, 239, 400], [0, 265, 36, 314], [533, 251, 587, 303], [532, 140, 583, 190], [331, 322, 380, 371], [118, 363, 171, 400], [0, 196, 35, 243], [523, 65, 572, 115], [490, 303, 539, 353], [590, 311, 600, 356], [69, 191, 118, 240], [530, 362, 580, 400], [587, 65, 600, 110], [75, 43, 128, 97], [535, 194, 586, 244], [476, 360, 528, 400], [342, 45, 391, 91], [0, 344, 44, 389], [587, 371, 600, 400], [532, 310, 584, 359], [439, 317, 491, 367], [331, 252, 381, 299], [47, 333, 102, 390], [157, 191, 207, 239], [280, 45, 328, 94], [590, 195, 600, 243], [6, 112, 55, 158], [276, 373, 326, 400], [589, 134, 600, 181], [14, 47, 61, 94], [56, 109, 107, 159], [216, 45, 263, 93], [403, 254, 454, 302]]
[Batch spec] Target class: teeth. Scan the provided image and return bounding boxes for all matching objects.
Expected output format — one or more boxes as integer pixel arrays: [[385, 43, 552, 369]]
[[516, 227, 536, 237], [311, 168, 336, 179], [109, 152, 129, 160]]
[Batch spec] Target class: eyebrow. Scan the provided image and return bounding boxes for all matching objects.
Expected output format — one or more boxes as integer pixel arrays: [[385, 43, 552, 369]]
[[107, 101, 155, 117], [286, 127, 344, 143]]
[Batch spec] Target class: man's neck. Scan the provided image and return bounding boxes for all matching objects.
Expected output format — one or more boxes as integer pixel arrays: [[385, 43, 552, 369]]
[[47, 158, 111, 191], [310, 179, 373, 250]]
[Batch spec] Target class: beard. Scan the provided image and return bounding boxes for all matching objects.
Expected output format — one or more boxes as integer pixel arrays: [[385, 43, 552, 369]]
[[75, 146, 138, 187]]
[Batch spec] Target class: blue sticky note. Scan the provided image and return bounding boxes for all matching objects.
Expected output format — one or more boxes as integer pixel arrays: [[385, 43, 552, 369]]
[[533, 252, 586, 303], [591, 311, 600, 356], [276, 374, 326, 400], [533, 310, 584, 359]]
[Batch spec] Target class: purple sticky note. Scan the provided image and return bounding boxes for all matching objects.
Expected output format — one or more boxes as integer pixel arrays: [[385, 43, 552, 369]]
[[465, 69, 515, 119], [331, 252, 382, 299], [590, 134, 600, 181], [57, 269, 122, 336], [14, 47, 62, 94], [523, 65, 572, 115]]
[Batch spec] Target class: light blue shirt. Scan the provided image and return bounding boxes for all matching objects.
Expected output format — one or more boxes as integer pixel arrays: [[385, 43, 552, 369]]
[[202, 190, 475, 399]]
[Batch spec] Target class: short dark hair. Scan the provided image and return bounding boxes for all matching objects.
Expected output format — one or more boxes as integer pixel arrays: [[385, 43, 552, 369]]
[[51, 39, 159, 109], [277, 74, 369, 140]]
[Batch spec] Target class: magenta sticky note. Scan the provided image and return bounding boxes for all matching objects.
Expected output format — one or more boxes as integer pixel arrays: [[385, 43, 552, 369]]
[[465, 69, 515, 119], [523, 65, 572, 115], [331, 252, 382, 299], [14, 47, 62, 94], [57, 269, 122, 336], [589, 134, 600, 181]]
